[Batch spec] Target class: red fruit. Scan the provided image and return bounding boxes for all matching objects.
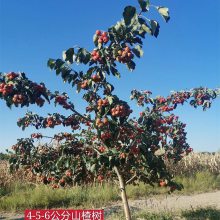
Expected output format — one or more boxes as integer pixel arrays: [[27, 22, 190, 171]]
[[159, 180, 167, 187], [31, 133, 42, 139], [98, 38, 103, 44], [101, 132, 111, 140], [97, 175, 104, 182], [96, 30, 101, 36], [59, 178, 65, 184], [65, 170, 72, 177], [103, 37, 109, 43], [91, 50, 97, 56], [98, 146, 106, 153], [34, 84, 46, 93], [81, 80, 88, 89], [12, 94, 25, 104], [91, 75, 101, 82], [102, 32, 108, 37], [52, 184, 59, 189], [119, 153, 126, 159], [131, 146, 140, 155], [55, 96, 67, 105], [7, 72, 19, 80], [103, 117, 108, 125]]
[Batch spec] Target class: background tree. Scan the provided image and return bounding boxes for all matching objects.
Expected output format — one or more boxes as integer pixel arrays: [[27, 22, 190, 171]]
[[0, 1, 219, 219]]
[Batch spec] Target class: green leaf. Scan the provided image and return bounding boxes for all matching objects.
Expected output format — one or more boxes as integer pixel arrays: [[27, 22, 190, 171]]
[[47, 59, 56, 69], [150, 20, 160, 37], [141, 23, 152, 34], [63, 48, 74, 63], [126, 60, 136, 71], [93, 34, 98, 47], [106, 83, 114, 93], [90, 164, 96, 173], [76, 48, 91, 64], [76, 83, 81, 94], [65, 158, 70, 168], [138, 0, 150, 12], [123, 6, 136, 26], [55, 59, 65, 69], [132, 45, 144, 58], [107, 96, 114, 105], [157, 7, 170, 23], [110, 66, 120, 78]]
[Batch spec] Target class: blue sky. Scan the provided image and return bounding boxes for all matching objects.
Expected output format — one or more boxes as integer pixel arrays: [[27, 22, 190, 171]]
[[0, 0, 219, 152]]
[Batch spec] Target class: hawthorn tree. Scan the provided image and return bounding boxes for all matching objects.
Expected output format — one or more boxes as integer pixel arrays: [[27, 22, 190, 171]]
[[0, 1, 219, 219]]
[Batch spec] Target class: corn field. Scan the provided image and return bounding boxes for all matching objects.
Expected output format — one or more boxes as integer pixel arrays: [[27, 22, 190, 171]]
[[166, 152, 220, 176], [0, 160, 37, 189]]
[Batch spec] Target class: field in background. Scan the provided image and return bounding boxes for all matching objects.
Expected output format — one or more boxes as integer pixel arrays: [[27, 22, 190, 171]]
[[0, 153, 220, 219]]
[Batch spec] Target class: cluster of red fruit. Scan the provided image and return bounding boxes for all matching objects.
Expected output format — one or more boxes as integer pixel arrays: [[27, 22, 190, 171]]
[[172, 93, 190, 104], [95, 30, 109, 44], [130, 145, 140, 155], [91, 50, 102, 63], [195, 93, 207, 105], [64, 116, 80, 130], [33, 83, 46, 93], [54, 133, 74, 141], [55, 95, 67, 105], [97, 98, 109, 110], [111, 105, 132, 117], [31, 133, 43, 139], [98, 146, 106, 153], [118, 126, 134, 141], [195, 93, 205, 99], [41, 169, 73, 188], [165, 115, 176, 124], [116, 46, 134, 63], [101, 132, 111, 140], [157, 126, 169, 134], [157, 97, 167, 104], [12, 94, 26, 104], [6, 72, 19, 80], [55, 95, 71, 109], [155, 115, 176, 127], [40, 176, 56, 184], [158, 105, 174, 112], [45, 117, 60, 128], [95, 117, 109, 128], [0, 83, 13, 96]]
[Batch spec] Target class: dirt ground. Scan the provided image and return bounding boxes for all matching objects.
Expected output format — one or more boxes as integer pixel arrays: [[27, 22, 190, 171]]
[[1, 190, 220, 219]]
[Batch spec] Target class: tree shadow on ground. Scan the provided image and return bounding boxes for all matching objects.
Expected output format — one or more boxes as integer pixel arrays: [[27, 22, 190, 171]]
[[182, 207, 220, 220]]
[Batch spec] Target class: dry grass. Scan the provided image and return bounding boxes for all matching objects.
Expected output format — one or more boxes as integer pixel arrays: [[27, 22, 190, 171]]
[[0, 160, 37, 196], [166, 152, 220, 176]]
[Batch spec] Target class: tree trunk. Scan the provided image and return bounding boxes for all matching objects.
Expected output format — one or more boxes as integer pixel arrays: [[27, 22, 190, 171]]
[[114, 166, 131, 220]]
